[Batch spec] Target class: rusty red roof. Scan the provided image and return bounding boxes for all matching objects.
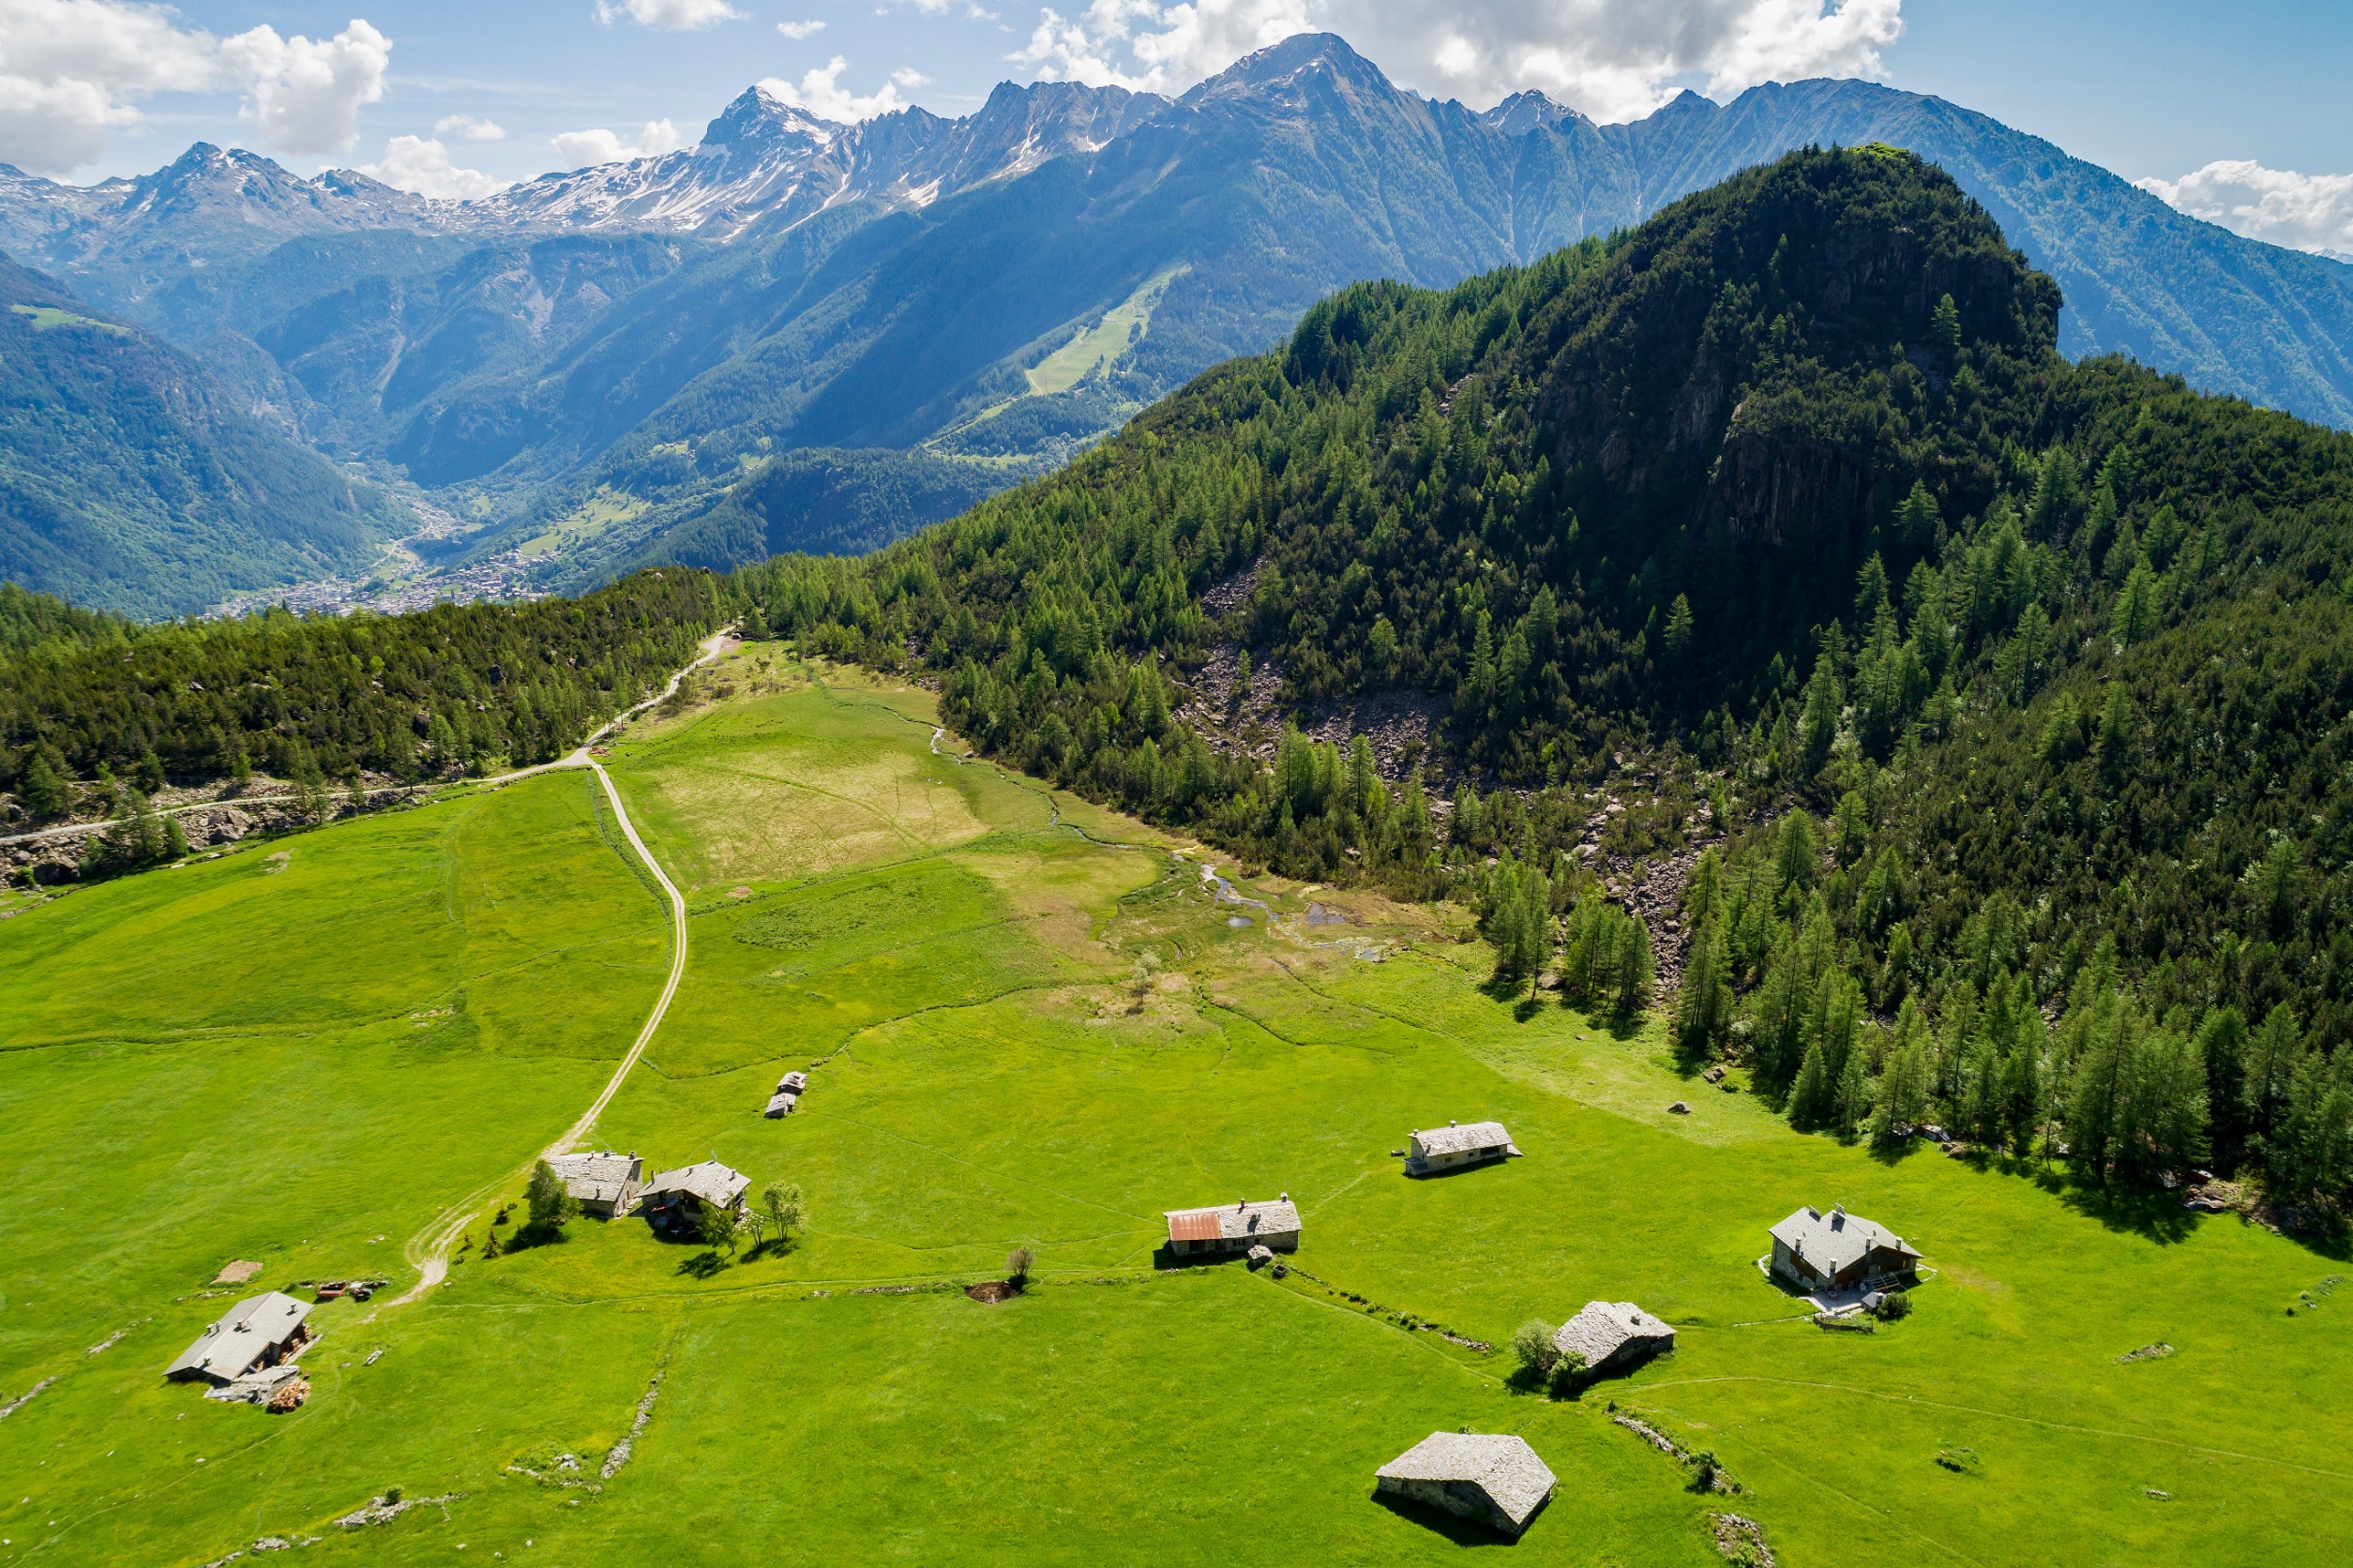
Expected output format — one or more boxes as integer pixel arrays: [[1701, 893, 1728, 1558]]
[[1167, 1211, 1223, 1243]]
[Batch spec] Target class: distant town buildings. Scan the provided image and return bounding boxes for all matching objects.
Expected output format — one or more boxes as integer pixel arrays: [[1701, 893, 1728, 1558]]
[[1404, 1121, 1520, 1175], [1375, 1432, 1556, 1537], [1164, 1196, 1301, 1256]]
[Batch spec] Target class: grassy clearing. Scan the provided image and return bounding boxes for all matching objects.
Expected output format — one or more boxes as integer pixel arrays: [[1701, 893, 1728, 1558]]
[[2, 662, 2348, 1565]]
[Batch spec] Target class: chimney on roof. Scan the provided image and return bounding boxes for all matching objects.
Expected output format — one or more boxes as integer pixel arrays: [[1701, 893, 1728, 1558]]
[[1450, 1119, 1458, 1126], [1279, 1192, 1289, 1202]]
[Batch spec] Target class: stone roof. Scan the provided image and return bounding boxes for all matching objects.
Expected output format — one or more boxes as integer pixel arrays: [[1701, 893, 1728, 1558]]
[[1376, 1432, 1556, 1529], [647, 1160, 750, 1211], [548, 1151, 640, 1205], [1163, 1198, 1301, 1243], [1553, 1301, 1675, 1369], [167, 1291, 311, 1381], [1769, 1205, 1920, 1276], [1410, 1121, 1515, 1157]]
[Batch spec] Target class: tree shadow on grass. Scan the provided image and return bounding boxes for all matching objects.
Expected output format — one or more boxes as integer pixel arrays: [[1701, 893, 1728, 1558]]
[[675, 1250, 728, 1279], [495, 1220, 571, 1255], [1369, 1488, 1533, 1545]]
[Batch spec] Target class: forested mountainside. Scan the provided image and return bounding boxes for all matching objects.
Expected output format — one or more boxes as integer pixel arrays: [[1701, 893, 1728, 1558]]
[[0, 571, 716, 805], [3, 35, 2349, 600], [5, 147, 2350, 1211], [730, 147, 2353, 1211], [0, 258, 408, 617]]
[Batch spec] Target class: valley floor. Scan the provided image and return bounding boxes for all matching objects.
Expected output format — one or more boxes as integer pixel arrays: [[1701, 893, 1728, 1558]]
[[2, 651, 2347, 1564]]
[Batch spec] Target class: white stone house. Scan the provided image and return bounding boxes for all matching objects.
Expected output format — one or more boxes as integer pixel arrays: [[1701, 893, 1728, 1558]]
[[643, 1160, 752, 1233], [1769, 1204, 1921, 1293], [1163, 1197, 1301, 1256], [1553, 1301, 1675, 1376], [165, 1291, 313, 1385], [547, 1151, 644, 1217], [1404, 1120, 1520, 1175], [1375, 1432, 1556, 1537]]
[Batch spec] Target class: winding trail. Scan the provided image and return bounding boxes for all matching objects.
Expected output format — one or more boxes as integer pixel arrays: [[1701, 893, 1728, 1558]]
[[387, 627, 730, 1308]]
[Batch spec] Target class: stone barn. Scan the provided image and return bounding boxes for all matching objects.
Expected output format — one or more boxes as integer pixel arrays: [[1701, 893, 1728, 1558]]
[[1163, 1196, 1300, 1257], [1404, 1120, 1520, 1175], [546, 1151, 644, 1217], [166, 1292, 314, 1385], [1553, 1301, 1675, 1376], [1769, 1204, 1921, 1294], [1375, 1432, 1556, 1537]]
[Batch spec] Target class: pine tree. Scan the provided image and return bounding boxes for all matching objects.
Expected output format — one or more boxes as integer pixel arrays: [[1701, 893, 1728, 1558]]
[[1675, 916, 1732, 1059], [19, 751, 69, 819], [1931, 292, 1962, 358], [1791, 1039, 1832, 1128], [2111, 560, 2158, 647], [1834, 1039, 1872, 1136]]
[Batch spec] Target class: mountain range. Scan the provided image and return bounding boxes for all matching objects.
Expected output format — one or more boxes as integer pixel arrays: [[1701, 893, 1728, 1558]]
[[3, 32, 2351, 616]]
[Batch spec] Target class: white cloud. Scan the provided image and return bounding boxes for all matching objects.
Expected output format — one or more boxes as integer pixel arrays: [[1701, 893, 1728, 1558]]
[[360, 133, 505, 199], [2138, 159, 2353, 258], [550, 117, 689, 168], [219, 20, 392, 156], [1009, 0, 1905, 121], [757, 56, 924, 122], [595, 0, 745, 29], [0, 0, 220, 173], [776, 19, 826, 39], [435, 113, 506, 141]]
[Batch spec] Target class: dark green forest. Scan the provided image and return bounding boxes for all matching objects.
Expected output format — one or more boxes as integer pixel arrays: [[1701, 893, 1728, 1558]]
[[0, 571, 716, 803], [5, 146, 2349, 1216], [727, 147, 2353, 1215]]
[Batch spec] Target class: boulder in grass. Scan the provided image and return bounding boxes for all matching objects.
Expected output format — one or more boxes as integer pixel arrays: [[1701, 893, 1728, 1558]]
[[1667, 1101, 1690, 1115], [1247, 1244, 1274, 1268]]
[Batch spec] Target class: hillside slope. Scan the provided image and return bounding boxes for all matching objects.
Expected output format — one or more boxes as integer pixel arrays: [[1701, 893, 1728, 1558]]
[[739, 146, 2353, 1209], [0, 257, 405, 617]]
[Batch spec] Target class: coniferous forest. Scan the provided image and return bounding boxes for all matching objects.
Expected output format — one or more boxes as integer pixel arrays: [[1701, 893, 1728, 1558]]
[[7, 147, 2353, 1216]]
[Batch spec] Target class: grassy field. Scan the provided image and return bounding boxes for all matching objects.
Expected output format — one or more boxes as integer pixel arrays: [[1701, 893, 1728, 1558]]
[[2, 650, 2347, 1564]]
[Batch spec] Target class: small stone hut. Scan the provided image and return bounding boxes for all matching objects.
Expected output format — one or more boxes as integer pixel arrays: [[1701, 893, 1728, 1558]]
[[1404, 1120, 1520, 1175], [1769, 1204, 1921, 1293], [166, 1291, 314, 1385], [546, 1151, 644, 1217], [1163, 1196, 1301, 1257], [1375, 1432, 1556, 1537], [1552, 1301, 1675, 1376]]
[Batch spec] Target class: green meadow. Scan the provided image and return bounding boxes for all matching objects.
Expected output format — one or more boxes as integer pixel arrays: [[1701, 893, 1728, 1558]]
[[2, 650, 2347, 1564]]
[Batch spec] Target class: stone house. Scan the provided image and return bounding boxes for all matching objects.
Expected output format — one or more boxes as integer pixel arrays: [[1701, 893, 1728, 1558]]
[[1375, 1432, 1556, 1537], [642, 1160, 751, 1234], [1163, 1196, 1301, 1257], [1769, 1204, 1921, 1293], [166, 1291, 314, 1385], [546, 1151, 644, 1217], [1404, 1120, 1520, 1175]]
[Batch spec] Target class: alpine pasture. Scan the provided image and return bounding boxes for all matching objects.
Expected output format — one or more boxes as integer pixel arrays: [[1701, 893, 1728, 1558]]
[[2, 648, 2347, 1565]]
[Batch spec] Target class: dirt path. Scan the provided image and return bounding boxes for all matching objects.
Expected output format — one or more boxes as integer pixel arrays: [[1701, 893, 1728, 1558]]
[[385, 628, 730, 1308]]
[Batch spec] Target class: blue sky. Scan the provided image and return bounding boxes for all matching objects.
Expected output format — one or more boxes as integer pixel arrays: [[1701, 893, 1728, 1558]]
[[7, 2, 2348, 250]]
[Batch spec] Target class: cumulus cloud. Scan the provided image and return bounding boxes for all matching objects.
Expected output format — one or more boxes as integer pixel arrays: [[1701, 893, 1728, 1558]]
[[757, 56, 925, 122], [551, 117, 689, 168], [435, 113, 506, 141], [0, 0, 217, 172], [361, 133, 505, 199], [776, 19, 826, 39], [2138, 160, 2353, 258], [1010, 0, 1905, 121], [595, 0, 745, 29], [219, 20, 392, 156]]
